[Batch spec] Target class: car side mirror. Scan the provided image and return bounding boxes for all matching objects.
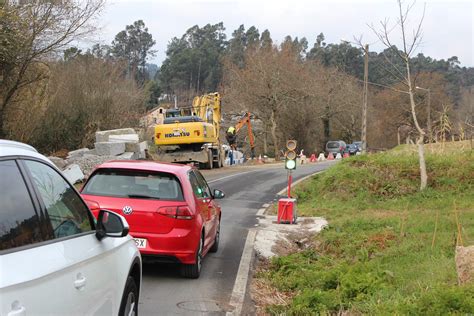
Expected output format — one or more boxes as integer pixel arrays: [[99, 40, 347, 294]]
[[213, 189, 225, 199], [96, 210, 130, 241]]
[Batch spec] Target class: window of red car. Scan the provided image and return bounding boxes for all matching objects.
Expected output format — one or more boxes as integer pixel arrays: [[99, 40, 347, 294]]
[[82, 168, 184, 201], [193, 170, 212, 198], [189, 170, 211, 198]]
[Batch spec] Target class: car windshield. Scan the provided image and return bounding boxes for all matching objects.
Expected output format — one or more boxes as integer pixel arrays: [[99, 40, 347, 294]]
[[327, 142, 340, 149], [82, 169, 184, 201]]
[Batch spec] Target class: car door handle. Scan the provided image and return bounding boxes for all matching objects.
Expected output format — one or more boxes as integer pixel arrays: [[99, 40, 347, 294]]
[[74, 273, 87, 290], [8, 301, 26, 316]]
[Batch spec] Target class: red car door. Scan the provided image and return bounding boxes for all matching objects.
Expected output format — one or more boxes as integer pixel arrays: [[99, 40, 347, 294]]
[[189, 171, 213, 249], [194, 170, 218, 249]]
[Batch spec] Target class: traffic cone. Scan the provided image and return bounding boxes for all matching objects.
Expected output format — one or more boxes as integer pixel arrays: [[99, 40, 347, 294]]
[[310, 153, 316, 162], [327, 152, 334, 160], [317, 153, 326, 161], [343, 152, 350, 158], [257, 154, 263, 163], [335, 153, 342, 159]]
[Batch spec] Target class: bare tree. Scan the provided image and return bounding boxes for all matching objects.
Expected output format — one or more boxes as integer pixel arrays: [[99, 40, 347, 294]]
[[0, 0, 104, 138], [371, 0, 428, 190]]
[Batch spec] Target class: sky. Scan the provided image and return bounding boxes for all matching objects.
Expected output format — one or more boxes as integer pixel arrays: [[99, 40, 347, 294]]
[[92, 0, 474, 67]]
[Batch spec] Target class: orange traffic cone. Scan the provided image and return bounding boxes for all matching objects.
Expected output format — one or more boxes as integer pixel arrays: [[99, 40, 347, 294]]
[[343, 152, 350, 158], [310, 153, 316, 162], [327, 152, 334, 160]]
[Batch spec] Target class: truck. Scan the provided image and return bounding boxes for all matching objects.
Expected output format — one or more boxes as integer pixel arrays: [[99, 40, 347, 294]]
[[153, 92, 226, 169]]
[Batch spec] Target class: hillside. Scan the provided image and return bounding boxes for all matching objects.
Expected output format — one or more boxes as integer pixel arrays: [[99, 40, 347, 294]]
[[257, 142, 474, 314]]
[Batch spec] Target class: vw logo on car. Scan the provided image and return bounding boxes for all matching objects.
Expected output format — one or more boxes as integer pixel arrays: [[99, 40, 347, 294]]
[[122, 205, 133, 215]]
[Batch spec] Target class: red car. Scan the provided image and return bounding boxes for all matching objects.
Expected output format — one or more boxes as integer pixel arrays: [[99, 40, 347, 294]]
[[80, 160, 225, 278]]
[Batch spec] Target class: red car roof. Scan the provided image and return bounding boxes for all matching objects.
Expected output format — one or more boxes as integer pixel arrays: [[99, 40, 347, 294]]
[[94, 160, 192, 175]]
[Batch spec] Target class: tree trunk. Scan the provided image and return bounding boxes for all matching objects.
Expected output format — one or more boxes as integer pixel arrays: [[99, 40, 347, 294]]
[[397, 127, 401, 145], [0, 105, 5, 139], [406, 59, 428, 191], [417, 135, 428, 190], [263, 124, 268, 155], [270, 109, 279, 158]]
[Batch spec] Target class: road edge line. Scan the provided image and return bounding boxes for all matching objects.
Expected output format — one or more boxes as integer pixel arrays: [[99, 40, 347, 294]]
[[226, 229, 257, 316], [207, 171, 254, 184], [276, 169, 325, 196]]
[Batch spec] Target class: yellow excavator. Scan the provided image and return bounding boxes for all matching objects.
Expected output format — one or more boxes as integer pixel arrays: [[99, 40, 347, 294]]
[[153, 92, 225, 169]]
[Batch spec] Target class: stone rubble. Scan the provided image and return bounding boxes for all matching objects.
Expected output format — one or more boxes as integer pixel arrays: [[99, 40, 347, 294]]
[[49, 128, 149, 180]]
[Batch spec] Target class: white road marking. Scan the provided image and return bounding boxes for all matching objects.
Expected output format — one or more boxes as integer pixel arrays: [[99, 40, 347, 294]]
[[256, 208, 266, 216], [226, 230, 257, 316], [262, 203, 270, 208], [207, 171, 254, 184]]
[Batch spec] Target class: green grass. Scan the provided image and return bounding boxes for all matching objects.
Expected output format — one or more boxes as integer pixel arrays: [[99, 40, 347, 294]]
[[260, 147, 474, 315]]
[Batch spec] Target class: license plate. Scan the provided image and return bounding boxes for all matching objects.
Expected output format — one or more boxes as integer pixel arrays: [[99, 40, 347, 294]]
[[134, 238, 147, 249]]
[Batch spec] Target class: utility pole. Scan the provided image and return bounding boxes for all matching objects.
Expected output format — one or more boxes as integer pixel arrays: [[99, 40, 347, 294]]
[[416, 86, 431, 143], [361, 44, 369, 153]]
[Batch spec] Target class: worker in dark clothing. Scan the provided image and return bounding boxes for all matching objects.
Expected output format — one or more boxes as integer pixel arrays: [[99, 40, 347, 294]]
[[226, 126, 237, 150]]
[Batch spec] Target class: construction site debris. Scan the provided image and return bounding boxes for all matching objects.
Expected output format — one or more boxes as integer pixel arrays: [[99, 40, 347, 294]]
[[95, 128, 136, 142], [62, 164, 85, 184]]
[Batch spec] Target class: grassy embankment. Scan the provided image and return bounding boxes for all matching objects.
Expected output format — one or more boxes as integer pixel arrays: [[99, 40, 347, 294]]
[[259, 141, 474, 314]]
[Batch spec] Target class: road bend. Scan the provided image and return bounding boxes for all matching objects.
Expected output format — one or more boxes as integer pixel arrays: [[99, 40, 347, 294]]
[[139, 161, 336, 315]]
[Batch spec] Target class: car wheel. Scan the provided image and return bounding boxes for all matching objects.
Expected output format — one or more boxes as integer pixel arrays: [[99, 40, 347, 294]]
[[181, 235, 203, 279], [209, 221, 220, 253], [119, 276, 138, 316]]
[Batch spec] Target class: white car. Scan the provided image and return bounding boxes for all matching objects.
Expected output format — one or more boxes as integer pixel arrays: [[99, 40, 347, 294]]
[[0, 140, 141, 316]]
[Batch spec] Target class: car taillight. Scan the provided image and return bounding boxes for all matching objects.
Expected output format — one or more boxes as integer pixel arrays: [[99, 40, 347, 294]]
[[340, 146, 343, 150], [84, 199, 100, 213], [157, 206, 194, 220]]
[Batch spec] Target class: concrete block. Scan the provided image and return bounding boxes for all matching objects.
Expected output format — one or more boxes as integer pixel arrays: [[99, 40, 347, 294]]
[[48, 156, 67, 169], [95, 142, 126, 156], [62, 164, 84, 184], [67, 148, 90, 159], [125, 141, 148, 153], [118, 152, 134, 159], [95, 128, 137, 142], [109, 134, 139, 143]]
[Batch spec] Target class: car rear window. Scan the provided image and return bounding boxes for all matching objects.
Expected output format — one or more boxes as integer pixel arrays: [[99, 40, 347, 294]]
[[327, 142, 340, 149], [82, 169, 184, 201]]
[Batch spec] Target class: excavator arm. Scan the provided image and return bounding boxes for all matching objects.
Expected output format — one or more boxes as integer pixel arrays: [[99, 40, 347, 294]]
[[232, 112, 256, 158]]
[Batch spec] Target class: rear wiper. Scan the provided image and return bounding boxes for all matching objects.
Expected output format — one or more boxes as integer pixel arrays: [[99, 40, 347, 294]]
[[127, 194, 159, 199]]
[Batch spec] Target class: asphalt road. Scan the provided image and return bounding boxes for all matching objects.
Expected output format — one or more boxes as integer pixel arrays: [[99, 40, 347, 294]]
[[138, 161, 336, 315]]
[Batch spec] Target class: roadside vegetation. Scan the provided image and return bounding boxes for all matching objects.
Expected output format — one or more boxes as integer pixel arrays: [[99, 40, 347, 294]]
[[258, 142, 474, 314]]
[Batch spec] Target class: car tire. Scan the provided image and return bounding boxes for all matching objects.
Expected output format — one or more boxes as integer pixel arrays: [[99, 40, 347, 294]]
[[181, 235, 203, 279], [209, 221, 220, 253], [118, 276, 138, 316]]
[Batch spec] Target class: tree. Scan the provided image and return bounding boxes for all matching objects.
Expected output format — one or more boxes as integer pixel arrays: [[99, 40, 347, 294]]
[[224, 40, 361, 157], [0, 0, 104, 138], [111, 20, 156, 85], [371, 0, 428, 190], [159, 23, 227, 97], [227, 24, 247, 67]]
